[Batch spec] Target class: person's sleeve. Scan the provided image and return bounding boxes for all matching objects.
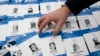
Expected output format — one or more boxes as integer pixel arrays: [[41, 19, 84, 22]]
[[65, 0, 99, 15]]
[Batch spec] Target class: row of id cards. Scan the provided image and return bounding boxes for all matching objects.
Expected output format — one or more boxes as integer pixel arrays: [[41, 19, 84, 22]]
[[0, 0, 65, 17], [0, 9, 100, 56], [0, 0, 100, 56]]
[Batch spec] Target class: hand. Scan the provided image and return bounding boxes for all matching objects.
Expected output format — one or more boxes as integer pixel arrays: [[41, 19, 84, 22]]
[[38, 5, 71, 36]]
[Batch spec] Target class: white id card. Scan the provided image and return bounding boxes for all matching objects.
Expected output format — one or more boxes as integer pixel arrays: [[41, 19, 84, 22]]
[[18, 35, 43, 56], [40, 35, 65, 56]]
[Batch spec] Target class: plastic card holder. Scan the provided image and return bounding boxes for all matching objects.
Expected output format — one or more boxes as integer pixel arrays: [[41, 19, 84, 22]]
[[83, 31, 100, 56], [39, 32, 66, 56], [22, 16, 39, 33], [16, 0, 40, 16], [90, 6, 100, 26], [0, 16, 8, 41], [18, 34, 43, 56], [62, 31, 90, 56], [77, 9, 98, 30], [2, 38, 22, 56], [8, 0, 39, 17], [61, 14, 79, 33], [14, 4, 28, 17], [7, 4, 25, 18], [23, 3, 39, 16], [7, 4, 22, 18], [7, 17, 23, 36], [40, 0, 59, 14], [5, 35, 24, 56]]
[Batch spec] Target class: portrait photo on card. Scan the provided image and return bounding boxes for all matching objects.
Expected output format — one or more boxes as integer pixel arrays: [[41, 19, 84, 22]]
[[49, 42, 57, 54], [84, 19, 92, 28], [62, 21, 73, 33], [12, 24, 19, 33], [92, 35, 100, 49], [72, 39, 80, 52], [29, 43, 41, 55], [72, 42, 80, 52], [65, 21, 71, 28], [13, 8, 18, 13], [30, 22, 36, 29], [46, 5, 51, 11], [28, 7, 33, 13]]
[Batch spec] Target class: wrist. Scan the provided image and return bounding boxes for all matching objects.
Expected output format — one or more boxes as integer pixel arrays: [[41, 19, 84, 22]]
[[62, 5, 71, 16]]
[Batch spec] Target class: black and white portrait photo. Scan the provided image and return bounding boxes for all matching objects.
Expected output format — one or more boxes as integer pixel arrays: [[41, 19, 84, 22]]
[[85, 19, 91, 27], [93, 37, 100, 46], [12, 25, 18, 32], [28, 7, 33, 13], [30, 22, 36, 29], [29, 43, 39, 53], [49, 42, 57, 55], [72, 39, 80, 52], [65, 21, 71, 28], [73, 43, 80, 52], [13, 8, 18, 13], [46, 5, 51, 11], [49, 42, 57, 52]]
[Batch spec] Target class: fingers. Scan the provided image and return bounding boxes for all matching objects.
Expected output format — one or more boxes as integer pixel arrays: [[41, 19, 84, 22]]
[[38, 15, 46, 28], [39, 18, 51, 33], [53, 20, 64, 36]]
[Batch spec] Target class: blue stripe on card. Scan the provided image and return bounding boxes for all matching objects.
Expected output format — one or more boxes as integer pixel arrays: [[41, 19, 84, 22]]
[[90, 51, 100, 56]]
